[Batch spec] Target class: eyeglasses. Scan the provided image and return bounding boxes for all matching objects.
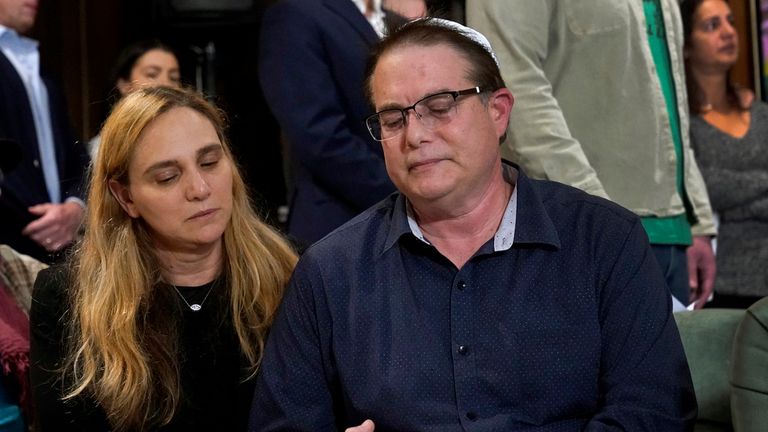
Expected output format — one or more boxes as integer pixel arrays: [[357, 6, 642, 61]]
[[365, 87, 483, 141]]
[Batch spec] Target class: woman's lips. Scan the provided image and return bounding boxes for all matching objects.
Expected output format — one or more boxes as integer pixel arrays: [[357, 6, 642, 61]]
[[187, 208, 218, 221]]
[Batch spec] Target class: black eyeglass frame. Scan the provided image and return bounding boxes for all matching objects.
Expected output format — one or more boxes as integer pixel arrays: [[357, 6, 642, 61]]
[[365, 86, 484, 141]]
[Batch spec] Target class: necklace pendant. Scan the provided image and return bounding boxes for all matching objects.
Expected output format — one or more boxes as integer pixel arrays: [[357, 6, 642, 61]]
[[170, 280, 216, 312]]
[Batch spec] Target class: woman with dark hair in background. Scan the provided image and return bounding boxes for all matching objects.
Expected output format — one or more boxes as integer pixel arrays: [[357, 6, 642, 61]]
[[88, 40, 181, 158], [682, 0, 768, 308], [30, 87, 297, 431]]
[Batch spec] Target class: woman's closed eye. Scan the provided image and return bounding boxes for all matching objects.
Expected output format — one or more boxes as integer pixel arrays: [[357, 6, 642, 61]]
[[155, 169, 179, 184], [200, 157, 221, 169]]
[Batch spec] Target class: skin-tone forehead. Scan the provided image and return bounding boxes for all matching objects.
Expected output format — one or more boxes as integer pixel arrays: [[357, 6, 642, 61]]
[[129, 107, 221, 178], [696, 0, 730, 17], [134, 49, 179, 71], [371, 43, 473, 107]]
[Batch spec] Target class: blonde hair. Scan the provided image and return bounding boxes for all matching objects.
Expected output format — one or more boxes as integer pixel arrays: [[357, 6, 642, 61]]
[[64, 87, 297, 430]]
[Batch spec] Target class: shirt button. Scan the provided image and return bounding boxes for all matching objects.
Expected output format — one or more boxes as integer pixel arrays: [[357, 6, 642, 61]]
[[466, 411, 478, 421], [457, 281, 466, 290], [458, 345, 469, 355], [33, 159, 40, 168]]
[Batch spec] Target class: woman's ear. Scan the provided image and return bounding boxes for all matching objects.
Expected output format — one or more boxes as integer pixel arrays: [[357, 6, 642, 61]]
[[116, 78, 132, 97], [108, 179, 139, 218]]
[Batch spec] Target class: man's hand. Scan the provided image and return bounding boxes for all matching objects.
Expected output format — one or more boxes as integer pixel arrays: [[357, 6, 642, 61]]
[[687, 236, 716, 309], [345, 420, 375, 432], [22, 201, 84, 252]]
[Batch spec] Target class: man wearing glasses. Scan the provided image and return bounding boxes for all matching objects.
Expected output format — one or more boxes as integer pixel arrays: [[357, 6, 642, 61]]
[[250, 18, 695, 431]]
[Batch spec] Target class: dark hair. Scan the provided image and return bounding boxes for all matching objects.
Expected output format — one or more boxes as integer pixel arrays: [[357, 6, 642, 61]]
[[364, 18, 506, 105], [111, 39, 178, 85], [680, 0, 740, 114], [94, 40, 180, 133]]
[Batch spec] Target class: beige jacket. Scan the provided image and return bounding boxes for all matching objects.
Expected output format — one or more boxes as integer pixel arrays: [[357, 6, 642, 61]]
[[468, 0, 716, 235]]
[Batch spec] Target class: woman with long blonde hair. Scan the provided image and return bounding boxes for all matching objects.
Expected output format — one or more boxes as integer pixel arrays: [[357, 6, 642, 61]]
[[29, 86, 297, 431]]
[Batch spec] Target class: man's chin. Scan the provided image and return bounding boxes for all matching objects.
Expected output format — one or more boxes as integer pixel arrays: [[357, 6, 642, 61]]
[[405, 182, 454, 204], [16, 21, 36, 34]]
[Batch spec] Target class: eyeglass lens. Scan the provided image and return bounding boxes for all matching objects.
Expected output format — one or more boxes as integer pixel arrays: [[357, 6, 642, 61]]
[[369, 93, 459, 141]]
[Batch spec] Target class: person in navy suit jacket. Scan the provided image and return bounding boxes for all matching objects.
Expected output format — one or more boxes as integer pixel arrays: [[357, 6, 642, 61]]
[[259, 0, 424, 248], [0, 0, 87, 263]]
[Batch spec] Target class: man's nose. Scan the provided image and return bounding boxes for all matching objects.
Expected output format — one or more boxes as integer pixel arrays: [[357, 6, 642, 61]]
[[403, 108, 428, 147]]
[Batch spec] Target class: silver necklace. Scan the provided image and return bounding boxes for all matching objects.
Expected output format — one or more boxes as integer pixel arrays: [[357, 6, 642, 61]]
[[170, 280, 216, 311]]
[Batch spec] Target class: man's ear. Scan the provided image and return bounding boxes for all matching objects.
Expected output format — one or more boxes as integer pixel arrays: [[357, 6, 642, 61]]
[[489, 88, 514, 138], [108, 179, 140, 218]]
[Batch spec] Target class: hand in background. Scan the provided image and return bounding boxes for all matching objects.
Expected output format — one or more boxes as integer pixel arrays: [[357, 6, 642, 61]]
[[22, 201, 84, 251], [345, 419, 375, 432], [687, 236, 716, 309]]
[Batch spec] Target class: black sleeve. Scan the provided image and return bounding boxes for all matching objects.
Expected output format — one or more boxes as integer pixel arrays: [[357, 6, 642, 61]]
[[29, 266, 109, 431]]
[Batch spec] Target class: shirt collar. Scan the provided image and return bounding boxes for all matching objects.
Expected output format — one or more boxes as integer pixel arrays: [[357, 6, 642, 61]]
[[350, 0, 383, 13], [404, 177, 518, 252], [0, 24, 38, 54], [383, 160, 561, 254], [349, 0, 386, 37]]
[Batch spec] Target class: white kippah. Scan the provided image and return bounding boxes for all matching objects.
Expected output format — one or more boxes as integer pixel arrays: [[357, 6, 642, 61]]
[[417, 17, 499, 67]]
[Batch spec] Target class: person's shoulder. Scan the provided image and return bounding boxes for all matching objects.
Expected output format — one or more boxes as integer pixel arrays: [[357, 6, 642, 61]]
[[531, 178, 639, 227], [261, 0, 327, 43], [303, 194, 398, 259], [750, 99, 768, 116], [32, 265, 71, 305], [264, 0, 321, 16]]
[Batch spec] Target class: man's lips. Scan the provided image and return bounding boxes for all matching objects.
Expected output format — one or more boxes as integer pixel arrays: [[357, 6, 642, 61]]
[[408, 158, 443, 171]]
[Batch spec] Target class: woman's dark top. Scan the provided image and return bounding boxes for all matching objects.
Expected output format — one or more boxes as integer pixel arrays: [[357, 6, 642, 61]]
[[690, 101, 768, 298], [29, 266, 255, 431]]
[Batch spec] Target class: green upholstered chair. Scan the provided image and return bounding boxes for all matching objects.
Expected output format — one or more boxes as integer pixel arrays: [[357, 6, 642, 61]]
[[730, 297, 768, 431], [675, 308, 745, 431]]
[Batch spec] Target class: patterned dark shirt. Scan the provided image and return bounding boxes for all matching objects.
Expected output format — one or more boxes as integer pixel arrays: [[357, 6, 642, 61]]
[[250, 162, 696, 431]]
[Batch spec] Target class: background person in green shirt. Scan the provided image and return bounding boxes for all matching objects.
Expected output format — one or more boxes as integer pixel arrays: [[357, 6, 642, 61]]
[[468, 0, 717, 308]]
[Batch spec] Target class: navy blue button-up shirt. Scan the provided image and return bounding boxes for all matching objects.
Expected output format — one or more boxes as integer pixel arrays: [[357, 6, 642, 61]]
[[250, 163, 696, 431]]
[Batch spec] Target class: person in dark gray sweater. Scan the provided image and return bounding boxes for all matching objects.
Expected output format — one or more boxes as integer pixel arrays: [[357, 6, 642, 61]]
[[683, 0, 768, 308]]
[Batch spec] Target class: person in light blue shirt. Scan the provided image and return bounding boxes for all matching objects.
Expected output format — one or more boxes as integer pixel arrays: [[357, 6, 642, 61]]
[[0, 0, 87, 263]]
